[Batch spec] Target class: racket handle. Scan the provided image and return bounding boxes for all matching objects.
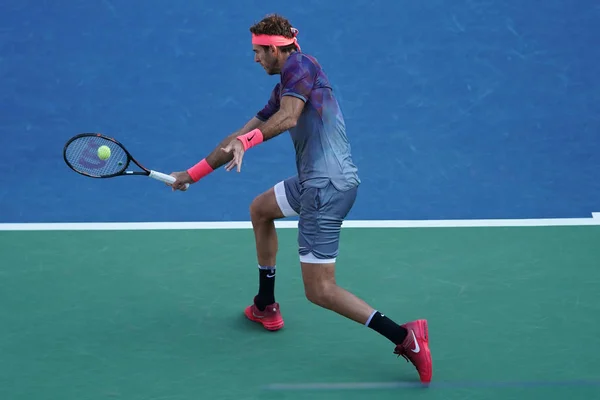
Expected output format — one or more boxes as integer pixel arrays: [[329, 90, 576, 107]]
[[149, 170, 190, 189]]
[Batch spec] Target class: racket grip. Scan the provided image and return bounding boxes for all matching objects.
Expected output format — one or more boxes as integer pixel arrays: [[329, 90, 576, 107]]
[[149, 170, 190, 189]]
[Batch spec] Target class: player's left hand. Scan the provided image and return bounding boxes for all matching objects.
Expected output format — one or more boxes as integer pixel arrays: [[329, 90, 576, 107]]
[[222, 138, 245, 172], [168, 171, 193, 191]]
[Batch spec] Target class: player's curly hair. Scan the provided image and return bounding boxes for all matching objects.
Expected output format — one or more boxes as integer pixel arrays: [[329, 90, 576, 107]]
[[249, 14, 298, 53]]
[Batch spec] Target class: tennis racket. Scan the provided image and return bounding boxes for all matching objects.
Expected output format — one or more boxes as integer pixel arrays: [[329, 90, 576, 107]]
[[63, 133, 189, 189]]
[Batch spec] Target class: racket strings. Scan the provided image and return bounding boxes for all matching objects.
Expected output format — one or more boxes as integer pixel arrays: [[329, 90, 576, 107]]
[[65, 137, 128, 177]]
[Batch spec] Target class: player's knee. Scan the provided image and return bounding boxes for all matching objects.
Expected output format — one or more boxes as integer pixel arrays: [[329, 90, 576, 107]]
[[250, 189, 282, 223], [304, 281, 336, 308], [249, 195, 269, 223]]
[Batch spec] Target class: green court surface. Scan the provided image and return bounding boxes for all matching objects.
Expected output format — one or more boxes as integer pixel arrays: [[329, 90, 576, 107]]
[[1, 225, 599, 400]]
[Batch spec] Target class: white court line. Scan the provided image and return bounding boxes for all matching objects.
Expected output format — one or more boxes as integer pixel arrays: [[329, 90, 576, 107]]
[[264, 379, 600, 391], [0, 213, 599, 231]]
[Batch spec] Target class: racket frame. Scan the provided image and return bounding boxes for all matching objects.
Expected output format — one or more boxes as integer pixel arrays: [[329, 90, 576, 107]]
[[63, 133, 186, 187]]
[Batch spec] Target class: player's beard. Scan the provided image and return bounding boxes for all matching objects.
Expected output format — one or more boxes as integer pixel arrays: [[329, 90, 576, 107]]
[[264, 54, 279, 75]]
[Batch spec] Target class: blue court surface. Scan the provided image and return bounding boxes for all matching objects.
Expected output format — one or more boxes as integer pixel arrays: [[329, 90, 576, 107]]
[[1, 0, 598, 223], [1, 1, 599, 399]]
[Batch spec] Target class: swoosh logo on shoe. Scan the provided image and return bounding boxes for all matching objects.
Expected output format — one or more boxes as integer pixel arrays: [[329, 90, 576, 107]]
[[410, 330, 420, 353], [252, 312, 265, 319]]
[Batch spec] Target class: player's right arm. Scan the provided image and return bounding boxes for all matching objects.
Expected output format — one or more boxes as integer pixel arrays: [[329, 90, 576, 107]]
[[204, 116, 264, 168], [167, 117, 263, 190], [169, 86, 281, 191]]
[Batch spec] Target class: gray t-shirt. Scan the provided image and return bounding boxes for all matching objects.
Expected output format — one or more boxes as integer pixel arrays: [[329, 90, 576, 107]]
[[256, 52, 360, 191]]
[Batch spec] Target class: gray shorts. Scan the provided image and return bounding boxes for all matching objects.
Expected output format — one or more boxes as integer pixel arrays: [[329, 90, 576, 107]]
[[274, 176, 358, 264]]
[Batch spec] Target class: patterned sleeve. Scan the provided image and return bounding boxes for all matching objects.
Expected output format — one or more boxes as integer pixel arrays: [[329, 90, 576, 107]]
[[280, 54, 317, 102], [256, 83, 281, 121]]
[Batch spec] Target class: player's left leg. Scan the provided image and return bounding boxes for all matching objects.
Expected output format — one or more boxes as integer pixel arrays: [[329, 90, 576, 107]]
[[244, 177, 301, 331], [297, 182, 433, 384]]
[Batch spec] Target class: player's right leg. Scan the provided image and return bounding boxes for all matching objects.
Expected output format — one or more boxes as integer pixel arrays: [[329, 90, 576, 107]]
[[295, 182, 432, 384], [244, 177, 301, 331]]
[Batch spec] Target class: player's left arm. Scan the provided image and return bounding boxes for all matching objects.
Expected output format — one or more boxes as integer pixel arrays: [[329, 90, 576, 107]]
[[242, 53, 315, 143], [220, 95, 305, 173], [221, 99, 304, 173], [222, 56, 316, 172], [254, 95, 305, 141], [171, 55, 315, 185]]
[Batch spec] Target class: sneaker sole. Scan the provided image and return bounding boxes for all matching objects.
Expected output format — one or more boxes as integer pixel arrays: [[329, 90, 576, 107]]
[[414, 319, 432, 384]]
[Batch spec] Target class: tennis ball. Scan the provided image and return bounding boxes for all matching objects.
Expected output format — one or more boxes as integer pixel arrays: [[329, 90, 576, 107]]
[[97, 145, 111, 160]]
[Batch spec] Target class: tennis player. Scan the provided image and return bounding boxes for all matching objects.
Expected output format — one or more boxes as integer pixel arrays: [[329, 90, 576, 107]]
[[169, 14, 432, 384]]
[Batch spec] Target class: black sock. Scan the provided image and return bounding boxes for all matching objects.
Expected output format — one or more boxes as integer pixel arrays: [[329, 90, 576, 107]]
[[254, 266, 276, 311], [367, 311, 408, 345]]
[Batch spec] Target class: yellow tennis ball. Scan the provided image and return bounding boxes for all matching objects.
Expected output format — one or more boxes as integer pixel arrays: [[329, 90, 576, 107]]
[[97, 145, 111, 160]]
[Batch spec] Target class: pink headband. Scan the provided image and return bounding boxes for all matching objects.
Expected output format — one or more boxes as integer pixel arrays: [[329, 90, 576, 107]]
[[251, 27, 301, 52]]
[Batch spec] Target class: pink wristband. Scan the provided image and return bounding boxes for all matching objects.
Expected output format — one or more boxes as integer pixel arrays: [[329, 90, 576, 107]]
[[187, 158, 214, 182], [237, 128, 264, 151]]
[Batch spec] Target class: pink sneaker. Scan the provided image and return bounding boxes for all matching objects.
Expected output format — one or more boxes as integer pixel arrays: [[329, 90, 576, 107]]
[[394, 319, 432, 384], [244, 300, 284, 331]]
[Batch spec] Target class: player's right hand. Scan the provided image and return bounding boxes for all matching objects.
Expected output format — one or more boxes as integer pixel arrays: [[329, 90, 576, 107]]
[[169, 171, 193, 191], [222, 138, 246, 173]]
